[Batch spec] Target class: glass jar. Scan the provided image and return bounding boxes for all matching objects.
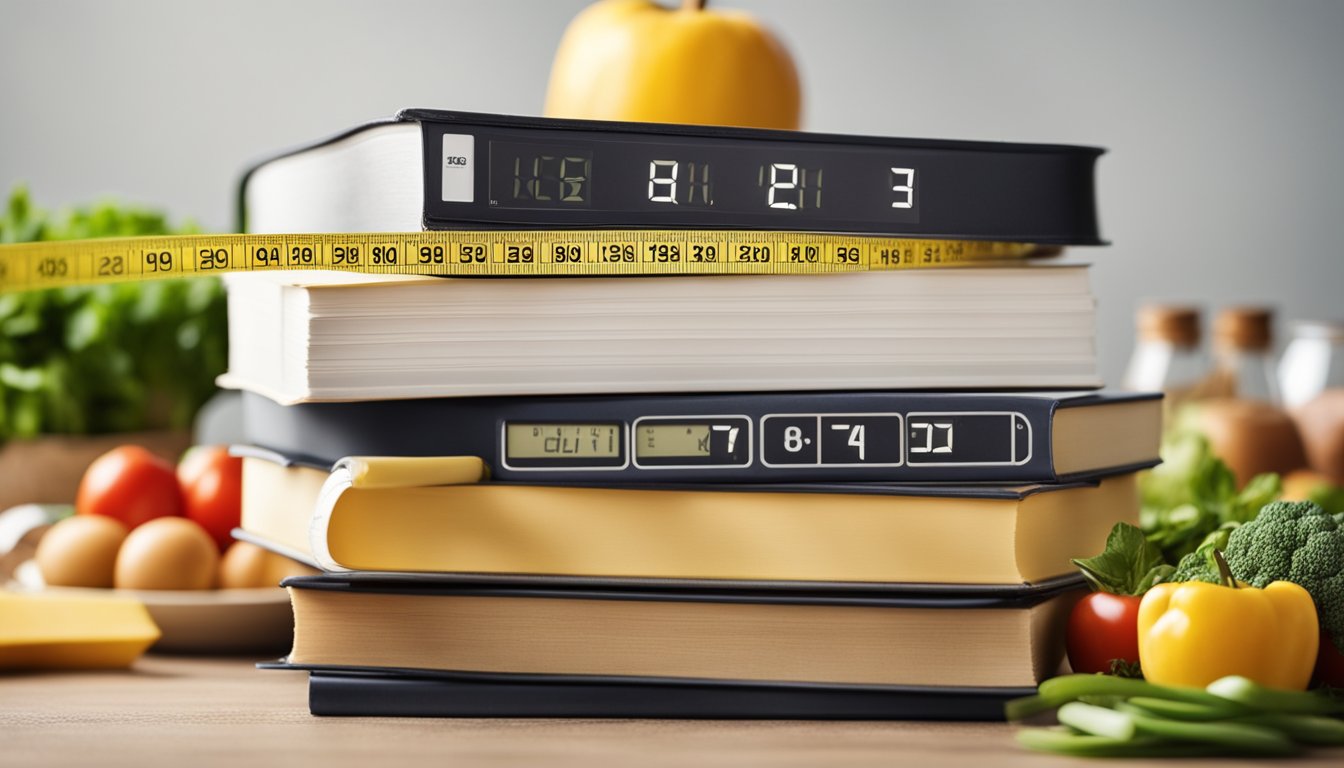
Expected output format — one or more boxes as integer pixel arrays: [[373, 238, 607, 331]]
[[1278, 320, 1344, 409], [1208, 307, 1279, 404], [1123, 305, 1208, 395]]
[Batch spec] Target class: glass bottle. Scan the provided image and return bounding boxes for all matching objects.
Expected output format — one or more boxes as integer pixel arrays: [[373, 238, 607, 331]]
[[1278, 320, 1344, 409], [1123, 305, 1208, 396], [1209, 307, 1279, 404]]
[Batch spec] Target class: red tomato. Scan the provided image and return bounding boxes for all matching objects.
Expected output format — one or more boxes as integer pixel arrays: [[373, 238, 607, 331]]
[[176, 444, 217, 489], [1315, 631, 1344, 688], [76, 445, 184, 529], [177, 446, 243, 552], [1066, 592, 1143, 675]]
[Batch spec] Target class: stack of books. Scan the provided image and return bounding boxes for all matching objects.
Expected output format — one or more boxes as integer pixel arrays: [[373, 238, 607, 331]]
[[228, 110, 1160, 719]]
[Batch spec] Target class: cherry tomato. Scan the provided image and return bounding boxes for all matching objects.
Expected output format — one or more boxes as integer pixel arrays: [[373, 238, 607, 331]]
[[76, 445, 184, 529], [177, 446, 243, 552], [1066, 591, 1143, 675]]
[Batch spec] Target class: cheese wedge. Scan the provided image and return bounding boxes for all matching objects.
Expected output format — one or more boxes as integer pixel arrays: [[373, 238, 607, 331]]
[[0, 591, 160, 669]]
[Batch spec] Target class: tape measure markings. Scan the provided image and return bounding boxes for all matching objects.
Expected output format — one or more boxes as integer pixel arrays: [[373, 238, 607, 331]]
[[0, 231, 1040, 292]]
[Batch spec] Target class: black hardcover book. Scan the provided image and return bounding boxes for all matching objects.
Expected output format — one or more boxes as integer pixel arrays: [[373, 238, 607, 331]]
[[240, 109, 1103, 244], [240, 389, 1160, 485], [284, 667, 1030, 720]]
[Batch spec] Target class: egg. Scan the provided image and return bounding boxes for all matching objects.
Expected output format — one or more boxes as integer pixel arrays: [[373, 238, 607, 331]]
[[217, 541, 320, 588], [217, 541, 271, 588], [35, 515, 128, 588], [114, 517, 219, 590]]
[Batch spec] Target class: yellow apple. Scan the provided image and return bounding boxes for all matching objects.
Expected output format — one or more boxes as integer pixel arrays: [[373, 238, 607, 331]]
[[544, 0, 801, 130]]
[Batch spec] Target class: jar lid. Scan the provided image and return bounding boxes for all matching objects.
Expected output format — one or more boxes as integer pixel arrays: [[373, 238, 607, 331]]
[[1137, 305, 1200, 347], [1214, 306, 1273, 350]]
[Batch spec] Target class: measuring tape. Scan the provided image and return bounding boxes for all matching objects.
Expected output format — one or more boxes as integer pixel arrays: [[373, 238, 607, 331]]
[[0, 230, 1044, 292]]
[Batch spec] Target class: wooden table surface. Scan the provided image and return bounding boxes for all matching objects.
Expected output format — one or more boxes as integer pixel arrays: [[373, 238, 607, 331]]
[[4, 656, 1342, 767]]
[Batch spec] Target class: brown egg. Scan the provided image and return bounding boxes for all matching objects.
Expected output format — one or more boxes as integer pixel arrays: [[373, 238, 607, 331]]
[[35, 515, 128, 588], [114, 517, 219, 590], [1193, 398, 1308, 487], [217, 541, 319, 588], [217, 541, 271, 588]]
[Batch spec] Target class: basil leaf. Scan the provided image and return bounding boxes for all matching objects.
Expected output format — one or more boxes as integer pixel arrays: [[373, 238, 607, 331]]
[[1072, 522, 1169, 595]]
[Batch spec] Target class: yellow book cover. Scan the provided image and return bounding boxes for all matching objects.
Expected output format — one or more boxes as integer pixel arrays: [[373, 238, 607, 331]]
[[240, 453, 1137, 586]]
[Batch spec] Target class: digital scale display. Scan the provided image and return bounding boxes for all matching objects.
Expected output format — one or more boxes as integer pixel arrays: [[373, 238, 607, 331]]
[[484, 137, 917, 225], [638, 424, 712, 458], [413, 110, 1104, 242], [502, 412, 1027, 472], [502, 423, 624, 469], [632, 416, 750, 468], [904, 413, 1032, 466]]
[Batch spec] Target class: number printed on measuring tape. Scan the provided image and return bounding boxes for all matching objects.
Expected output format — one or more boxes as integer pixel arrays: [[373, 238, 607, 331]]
[[0, 231, 1043, 292]]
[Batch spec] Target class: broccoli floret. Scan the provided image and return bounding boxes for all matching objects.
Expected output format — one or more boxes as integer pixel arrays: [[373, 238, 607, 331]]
[[1227, 501, 1317, 584], [1168, 525, 1235, 584], [1288, 523, 1344, 653], [1183, 501, 1344, 653]]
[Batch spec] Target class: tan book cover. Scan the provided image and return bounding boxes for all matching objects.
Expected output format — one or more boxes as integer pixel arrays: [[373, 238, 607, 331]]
[[285, 578, 1080, 689]]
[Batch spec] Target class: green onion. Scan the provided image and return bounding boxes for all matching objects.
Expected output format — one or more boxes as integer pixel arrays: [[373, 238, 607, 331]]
[[1207, 676, 1344, 716], [1124, 708, 1302, 757], [1016, 727, 1249, 758], [1227, 713, 1344, 746], [1122, 696, 1249, 721], [1006, 674, 1232, 721], [1057, 702, 1137, 740]]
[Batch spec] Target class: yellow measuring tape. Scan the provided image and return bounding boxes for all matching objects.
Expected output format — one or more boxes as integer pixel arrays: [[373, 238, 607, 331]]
[[0, 230, 1043, 292]]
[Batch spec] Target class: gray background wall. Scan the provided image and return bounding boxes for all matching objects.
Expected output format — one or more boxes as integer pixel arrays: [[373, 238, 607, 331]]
[[3, 0, 1342, 385]]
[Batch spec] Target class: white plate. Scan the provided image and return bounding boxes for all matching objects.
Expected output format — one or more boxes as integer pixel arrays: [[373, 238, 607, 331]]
[[12, 560, 293, 654]]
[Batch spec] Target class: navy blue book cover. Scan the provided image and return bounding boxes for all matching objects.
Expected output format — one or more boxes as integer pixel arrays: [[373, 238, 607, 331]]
[[241, 389, 1159, 485]]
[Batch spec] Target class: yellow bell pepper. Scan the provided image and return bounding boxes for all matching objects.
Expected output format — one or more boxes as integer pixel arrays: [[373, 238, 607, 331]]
[[1138, 564, 1319, 691]]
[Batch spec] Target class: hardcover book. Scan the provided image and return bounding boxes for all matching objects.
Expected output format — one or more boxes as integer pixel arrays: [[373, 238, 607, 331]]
[[240, 109, 1102, 244], [239, 389, 1160, 485], [279, 577, 1083, 691], [236, 451, 1139, 586], [220, 264, 1100, 402]]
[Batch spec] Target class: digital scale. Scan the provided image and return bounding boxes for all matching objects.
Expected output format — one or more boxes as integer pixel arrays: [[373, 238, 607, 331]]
[[241, 390, 1158, 485], [402, 109, 1105, 243]]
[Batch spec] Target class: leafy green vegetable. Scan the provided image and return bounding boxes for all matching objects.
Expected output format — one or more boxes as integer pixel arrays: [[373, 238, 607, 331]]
[[0, 186, 225, 440], [1071, 522, 1173, 595], [1170, 501, 1344, 653], [1139, 431, 1281, 562]]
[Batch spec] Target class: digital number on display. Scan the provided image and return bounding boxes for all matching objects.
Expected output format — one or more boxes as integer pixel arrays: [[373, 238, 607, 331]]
[[489, 141, 917, 220], [479, 129, 923, 229]]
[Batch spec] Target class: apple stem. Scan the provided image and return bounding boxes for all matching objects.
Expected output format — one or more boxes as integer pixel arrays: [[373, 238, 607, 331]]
[[681, 0, 707, 10]]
